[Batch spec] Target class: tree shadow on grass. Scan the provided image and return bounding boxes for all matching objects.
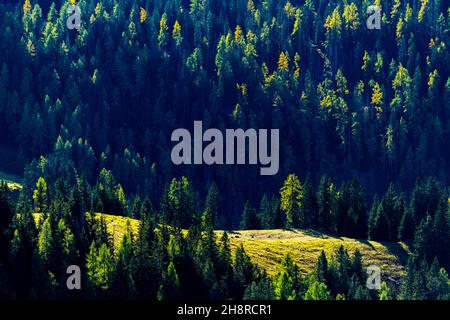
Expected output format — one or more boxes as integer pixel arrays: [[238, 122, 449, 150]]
[[380, 242, 410, 266]]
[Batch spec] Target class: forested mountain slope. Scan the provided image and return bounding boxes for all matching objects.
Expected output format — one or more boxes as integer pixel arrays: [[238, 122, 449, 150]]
[[0, 0, 449, 300]]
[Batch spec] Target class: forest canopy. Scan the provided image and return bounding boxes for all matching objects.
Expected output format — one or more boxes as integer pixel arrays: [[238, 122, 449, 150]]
[[0, 0, 449, 301]]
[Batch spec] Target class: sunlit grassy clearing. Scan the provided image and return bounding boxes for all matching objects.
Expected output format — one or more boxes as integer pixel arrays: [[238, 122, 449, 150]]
[[218, 229, 409, 279], [33, 213, 409, 280]]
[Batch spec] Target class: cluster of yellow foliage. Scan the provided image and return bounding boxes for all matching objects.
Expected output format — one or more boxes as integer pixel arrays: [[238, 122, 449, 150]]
[[428, 70, 439, 88], [393, 64, 411, 89], [324, 7, 342, 33], [371, 82, 383, 106], [278, 51, 289, 72], [284, 2, 297, 18], [342, 3, 360, 30], [23, 0, 31, 14], [418, 0, 429, 23], [247, 0, 256, 14], [139, 7, 147, 23], [361, 51, 371, 72], [396, 18, 404, 40], [173, 20, 182, 45], [293, 53, 300, 79], [236, 83, 248, 97]]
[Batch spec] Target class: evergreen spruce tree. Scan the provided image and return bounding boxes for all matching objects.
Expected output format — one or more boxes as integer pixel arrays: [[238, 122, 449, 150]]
[[240, 201, 260, 230]]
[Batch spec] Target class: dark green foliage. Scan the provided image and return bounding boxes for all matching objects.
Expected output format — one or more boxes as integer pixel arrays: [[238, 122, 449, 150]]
[[258, 194, 275, 229], [400, 258, 450, 300], [317, 176, 336, 233], [240, 201, 260, 230], [369, 184, 404, 241], [335, 179, 367, 238], [244, 276, 274, 300]]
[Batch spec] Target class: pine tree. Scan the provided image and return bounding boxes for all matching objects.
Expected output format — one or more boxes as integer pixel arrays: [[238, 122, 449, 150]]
[[316, 251, 328, 283], [369, 184, 403, 241], [274, 254, 303, 300], [413, 215, 435, 264], [132, 205, 160, 299], [115, 184, 127, 216], [172, 20, 183, 46], [432, 198, 450, 269], [258, 194, 274, 229], [317, 176, 335, 233], [232, 244, 255, 299], [157, 261, 181, 300], [0, 182, 13, 264], [86, 242, 114, 293], [9, 193, 37, 298], [335, 179, 367, 238], [111, 224, 135, 299], [303, 280, 331, 300], [274, 270, 296, 300], [202, 183, 218, 230], [280, 174, 303, 228], [398, 207, 416, 241], [243, 277, 274, 300], [37, 216, 55, 271], [33, 177, 48, 214], [301, 179, 318, 228], [158, 13, 169, 49]]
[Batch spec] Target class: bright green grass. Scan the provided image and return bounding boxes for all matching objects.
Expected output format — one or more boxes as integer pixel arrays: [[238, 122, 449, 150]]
[[217, 229, 409, 279]]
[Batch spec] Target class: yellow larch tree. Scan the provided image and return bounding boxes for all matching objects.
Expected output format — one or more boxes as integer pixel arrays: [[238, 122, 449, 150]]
[[23, 0, 31, 14], [173, 20, 182, 46], [278, 51, 289, 72], [234, 25, 243, 45], [324, 7, 342, 33], [371, 82, 383, 106], [140, 7, 147, 23]]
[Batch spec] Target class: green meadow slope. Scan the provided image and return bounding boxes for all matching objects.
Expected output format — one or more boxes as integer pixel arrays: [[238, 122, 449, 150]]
[[89, 214, 409, 280]]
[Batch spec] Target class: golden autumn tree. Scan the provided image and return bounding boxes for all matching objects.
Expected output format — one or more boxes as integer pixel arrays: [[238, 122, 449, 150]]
[[278, 51, 289, 72], [371, 82, 383, 106], [234, 25, 243, 45], [173, 20, 182, 46], [324, 7, 342, 34], [280, 174, 303, 228], [293, 53, 300, 79], [23, 0, 31, 14], [418, 0, 428, 23], [139, 7, 147, 23], [158, 13, 169, 48], [342, 3, 360, 30]]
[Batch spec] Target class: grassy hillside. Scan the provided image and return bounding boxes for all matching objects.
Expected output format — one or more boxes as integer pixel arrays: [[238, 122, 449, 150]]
[[0, 171, 23, 191], [87, 214, 409, 281], [219, 230, 409, 280]]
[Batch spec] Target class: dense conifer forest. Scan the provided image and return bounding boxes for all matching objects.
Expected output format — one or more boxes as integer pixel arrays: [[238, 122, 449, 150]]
[[0, 0, 449, 300]]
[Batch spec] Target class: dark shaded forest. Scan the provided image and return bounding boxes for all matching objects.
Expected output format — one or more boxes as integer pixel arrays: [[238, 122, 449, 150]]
[[0, 0, 449, 300]]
